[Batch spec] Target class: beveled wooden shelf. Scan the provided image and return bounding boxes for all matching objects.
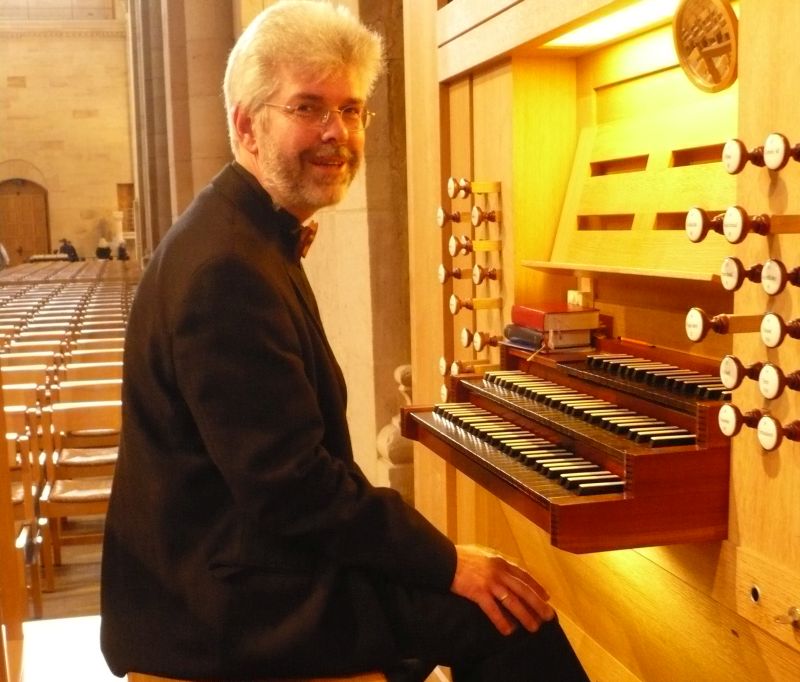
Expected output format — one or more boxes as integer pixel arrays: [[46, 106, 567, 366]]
[[522, 259, 722, 283]]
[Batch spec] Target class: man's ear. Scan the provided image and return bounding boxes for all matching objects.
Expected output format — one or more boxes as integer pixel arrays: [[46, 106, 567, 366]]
[[232, 105, 259, 153]]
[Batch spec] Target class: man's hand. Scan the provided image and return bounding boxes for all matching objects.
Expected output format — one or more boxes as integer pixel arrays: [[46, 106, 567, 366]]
[[450, 544, 555, 635]]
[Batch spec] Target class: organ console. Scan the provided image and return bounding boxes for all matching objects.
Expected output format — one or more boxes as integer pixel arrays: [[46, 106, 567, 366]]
[[760, 258, 800, 296], [756, 414, 800, 452], [685, 307, 762, 342], [720, 256, 762, 292], [448, 235, 502, 257], [763, 132, 800, 171], [401, 339, 731, 552], [760, 311, 800, 348], [757, 362, 800, 400], [721, 137, 765, 174], [448, 294, 502, 315], [719, 354, 763, 390], [717, 403, 763, 438], [471, 263, 499, 285]]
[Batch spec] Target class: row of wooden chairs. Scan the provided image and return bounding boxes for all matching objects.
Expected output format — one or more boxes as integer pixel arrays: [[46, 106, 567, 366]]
[[2, 281, 131, 618]]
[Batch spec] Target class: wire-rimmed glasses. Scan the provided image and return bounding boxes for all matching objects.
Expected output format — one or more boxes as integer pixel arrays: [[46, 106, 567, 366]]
[[262, 102, 375, 131]]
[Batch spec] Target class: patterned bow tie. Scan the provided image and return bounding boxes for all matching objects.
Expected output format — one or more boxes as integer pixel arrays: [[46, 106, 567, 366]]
[[297, 220, 318, 259]]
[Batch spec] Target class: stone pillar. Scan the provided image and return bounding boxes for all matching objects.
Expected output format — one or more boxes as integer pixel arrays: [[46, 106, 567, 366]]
[[127, 0, 172, 257], [161, 1, 233, 220], [375, 365, 414, 504]]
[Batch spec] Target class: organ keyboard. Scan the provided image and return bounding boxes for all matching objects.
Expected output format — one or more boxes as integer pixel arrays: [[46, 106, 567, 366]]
[[401, 339, 731, 553]]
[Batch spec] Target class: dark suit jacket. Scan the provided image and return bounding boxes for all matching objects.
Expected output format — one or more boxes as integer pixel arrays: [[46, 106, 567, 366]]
[[100, 163, 456, 679]]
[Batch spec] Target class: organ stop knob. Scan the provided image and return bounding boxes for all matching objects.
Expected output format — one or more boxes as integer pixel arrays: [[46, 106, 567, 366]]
[[719, 354, 762, 390], [717, 403, 762, 437], [760, 312, 800, 349], [760, 259, 800, 296], [721, 138, 764, 175], [763, 132, 800, 171], [757, 362, 800, 400], [757, 415, 800, 452], [720, 257, 762, 292], [685, 307, 761, 342]]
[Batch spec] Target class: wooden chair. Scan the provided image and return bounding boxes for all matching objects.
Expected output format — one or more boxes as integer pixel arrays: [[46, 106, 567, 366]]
[[52, 360, 123, 383], [5, 402, 46, 617], [62, 336, 126, 354], [37, 400, 119, 583], [2, 383, 41, 409], [9, 435, 43, 618], [61, 347, 124, 364], [0, 351, 59, 367], [45, 378, 122, 407], [5, 339, 63, 354], [39, 397, 120, 480], [76, 316, 127, 328], [0, 363, 50, 386]]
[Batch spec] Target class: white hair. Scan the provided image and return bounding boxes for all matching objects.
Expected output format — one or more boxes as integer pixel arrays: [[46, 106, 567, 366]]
[[223, 0, 385, 153]]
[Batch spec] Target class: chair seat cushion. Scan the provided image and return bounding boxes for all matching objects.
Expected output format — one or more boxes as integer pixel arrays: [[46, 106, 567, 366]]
[[50, 477, 113, 501], [59, 446, 118, 466]]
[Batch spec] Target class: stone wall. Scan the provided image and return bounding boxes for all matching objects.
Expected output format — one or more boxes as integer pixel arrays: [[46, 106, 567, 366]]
[[0, 18, 132, 259]]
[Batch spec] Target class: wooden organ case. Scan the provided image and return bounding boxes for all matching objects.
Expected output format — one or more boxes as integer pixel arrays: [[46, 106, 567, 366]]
[[403, 1, 800, 681]]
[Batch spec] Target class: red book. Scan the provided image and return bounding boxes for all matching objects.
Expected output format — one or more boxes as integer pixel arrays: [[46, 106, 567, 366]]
[[511, 303, 600, 332]]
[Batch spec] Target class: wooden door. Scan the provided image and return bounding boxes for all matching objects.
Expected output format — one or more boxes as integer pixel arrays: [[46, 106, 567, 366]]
[[0, 179, 50, 265]]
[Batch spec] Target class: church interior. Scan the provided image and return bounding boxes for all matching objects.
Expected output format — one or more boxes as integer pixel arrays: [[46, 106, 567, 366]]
[[1, 0, 800, 680]]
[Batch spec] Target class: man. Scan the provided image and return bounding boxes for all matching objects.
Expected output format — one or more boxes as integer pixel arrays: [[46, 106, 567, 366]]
[[57, 238, 78, 261], [100, 2, 588, 680]]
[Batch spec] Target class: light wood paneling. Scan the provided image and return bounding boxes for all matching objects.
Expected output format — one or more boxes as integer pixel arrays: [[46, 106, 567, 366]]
[[405, 0, 800, 680], [728, 0, 800, 622]]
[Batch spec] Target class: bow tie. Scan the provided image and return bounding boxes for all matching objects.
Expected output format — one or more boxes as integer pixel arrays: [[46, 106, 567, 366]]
[[297, 221, 318, 259]]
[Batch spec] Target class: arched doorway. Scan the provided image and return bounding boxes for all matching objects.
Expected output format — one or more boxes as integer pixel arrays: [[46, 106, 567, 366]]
[[0, 178, 50, 265]]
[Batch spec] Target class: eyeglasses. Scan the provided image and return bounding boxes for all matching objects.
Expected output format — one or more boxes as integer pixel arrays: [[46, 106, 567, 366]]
[[263, 102, 375, 131]]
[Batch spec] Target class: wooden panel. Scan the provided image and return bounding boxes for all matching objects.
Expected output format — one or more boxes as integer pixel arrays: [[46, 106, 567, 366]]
[[436, 0, 521, 47], [511, 58, 578, 311], [403, 0, 458, 537], [444, 78, 476, 397], [437, 0, 627, 82], [408, 0, 800, 679], [729, 0, 800, 625]]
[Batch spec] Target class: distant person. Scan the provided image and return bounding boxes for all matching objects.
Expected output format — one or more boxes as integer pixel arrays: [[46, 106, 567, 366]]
[[116, 239, 130, 261], [96, 237, 112, 260], [58, 238, 78, 261]]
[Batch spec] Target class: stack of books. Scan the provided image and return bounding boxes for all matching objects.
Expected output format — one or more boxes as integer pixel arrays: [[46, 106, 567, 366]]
[[504, 302, 600, 352]]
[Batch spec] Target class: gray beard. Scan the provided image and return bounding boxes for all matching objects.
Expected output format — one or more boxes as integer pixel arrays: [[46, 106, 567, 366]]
[[257, 142, 360, 216]]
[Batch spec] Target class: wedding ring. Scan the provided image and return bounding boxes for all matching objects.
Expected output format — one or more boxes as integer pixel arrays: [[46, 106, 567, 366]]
[[498, 593, 510, 603]]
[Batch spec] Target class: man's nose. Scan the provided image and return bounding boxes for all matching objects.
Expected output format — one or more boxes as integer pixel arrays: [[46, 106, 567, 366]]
[[320, 110, 350, 141]]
